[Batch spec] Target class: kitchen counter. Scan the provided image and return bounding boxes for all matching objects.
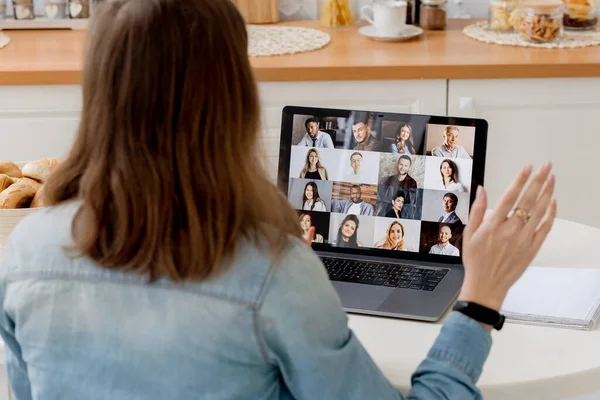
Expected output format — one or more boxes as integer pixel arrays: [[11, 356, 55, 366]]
[[2, 19, 600, 85]]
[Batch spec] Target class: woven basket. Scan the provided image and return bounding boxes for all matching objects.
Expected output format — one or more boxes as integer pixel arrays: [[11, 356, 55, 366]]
[[0, 162, 44, 250]]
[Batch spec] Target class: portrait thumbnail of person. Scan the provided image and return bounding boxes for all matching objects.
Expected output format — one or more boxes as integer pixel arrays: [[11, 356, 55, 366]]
[[342, 111, 382, 152], [376, 186, 423, 220], [331, 182, 377, 216], [421, 190, 470, 224], [373, 218, 421, 252], [426, 124, 475, 159], [292, 115, 334, 148], [328, 213, 375, 248], [424, 157, 472, 193], [289, 146, 333, 181], [287, 179, 333, 212], [378, 153, 425, 189], [379, 118, 427, 155], [298, 211, 330, 244], [328, 149, 380, 185], [419, 222, 464, 257]]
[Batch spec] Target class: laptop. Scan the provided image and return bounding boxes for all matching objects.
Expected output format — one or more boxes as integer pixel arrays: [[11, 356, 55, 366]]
[[277, 106, 488, 322]]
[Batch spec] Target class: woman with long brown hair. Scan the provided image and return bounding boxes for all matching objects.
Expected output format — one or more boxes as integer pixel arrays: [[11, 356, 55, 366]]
[[439, 159, 465, 192], [299, 148, 329, 180], [0, 0, 557, 399], [390, 123, 416, 155]]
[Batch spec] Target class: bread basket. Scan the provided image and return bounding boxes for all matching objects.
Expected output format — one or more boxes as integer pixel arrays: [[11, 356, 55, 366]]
[[0, 162, 46, 251]]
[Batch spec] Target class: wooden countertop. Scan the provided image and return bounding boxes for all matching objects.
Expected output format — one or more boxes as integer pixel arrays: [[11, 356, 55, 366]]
[[2, 19, 600, 85]]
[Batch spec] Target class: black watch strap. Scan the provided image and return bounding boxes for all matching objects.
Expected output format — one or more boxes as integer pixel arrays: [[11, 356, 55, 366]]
[[453, 301, 505, 331]]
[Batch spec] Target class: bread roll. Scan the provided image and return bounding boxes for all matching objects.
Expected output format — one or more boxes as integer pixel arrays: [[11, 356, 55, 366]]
[[30, 184, 46, 208], [0, 178, 42, 209], [0, 161, 22, 179], [0, 174, 13, 192], [22, 158, 60, 184]]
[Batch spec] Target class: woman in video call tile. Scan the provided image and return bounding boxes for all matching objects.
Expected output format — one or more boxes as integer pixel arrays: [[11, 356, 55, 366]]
[[381, 155, 417, 188], [429, 224, 460, 256], [301, 182, 327, 212], [390, 123, 416, 155], [431, 126, 472, 159], [438, 159, 465, 192], [299, 212, 324, 243], [375, 221, 405, 251], [299, 148, 328, 180], [385, 190, 409, 219], [331, 214, 361, 248]]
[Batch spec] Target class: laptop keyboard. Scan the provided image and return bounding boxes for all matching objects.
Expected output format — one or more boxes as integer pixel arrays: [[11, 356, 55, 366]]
[[321, 257, 449, 291]]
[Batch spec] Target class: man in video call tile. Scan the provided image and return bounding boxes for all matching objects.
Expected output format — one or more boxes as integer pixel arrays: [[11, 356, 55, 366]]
[[429, 224, 460, 256], [344, 152, 364, 182], [438, 193, 462, 224], [296, 118, 334, 148], [352, 119, 378, 151], [431, 126, 472, 159], [381, 155, 417, 188], [332, 185, 374, 216]]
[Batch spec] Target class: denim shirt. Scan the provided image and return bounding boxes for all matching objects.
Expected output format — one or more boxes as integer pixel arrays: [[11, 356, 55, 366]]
[[0, 202, 491, 400]]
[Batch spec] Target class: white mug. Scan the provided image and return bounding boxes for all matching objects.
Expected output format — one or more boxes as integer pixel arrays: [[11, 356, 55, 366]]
[[360, 0, 408, 37]]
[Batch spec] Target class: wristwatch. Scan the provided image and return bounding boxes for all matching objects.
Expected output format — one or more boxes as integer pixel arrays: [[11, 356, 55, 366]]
[[452, 301, 505, 331]]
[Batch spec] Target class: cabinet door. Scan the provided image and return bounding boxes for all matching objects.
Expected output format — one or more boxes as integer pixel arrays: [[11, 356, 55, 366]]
[[449, 78, 600, 227], [0, 85, 82, 162], [260, 80, 447, 181]]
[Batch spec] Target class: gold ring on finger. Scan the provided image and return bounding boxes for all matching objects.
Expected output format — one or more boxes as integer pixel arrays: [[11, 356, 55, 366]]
[[513, 208, 531, 225]]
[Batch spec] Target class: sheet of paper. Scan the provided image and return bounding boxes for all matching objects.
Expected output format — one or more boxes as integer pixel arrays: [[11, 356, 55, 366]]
[[501, 266, 600, 322]]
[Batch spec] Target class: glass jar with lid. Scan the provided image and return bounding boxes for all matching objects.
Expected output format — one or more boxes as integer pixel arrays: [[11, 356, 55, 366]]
[[420, 0, 447, 30], [489, 0, 522, 31], [562, 0, 598, 30], [519, 0, 564, 42]]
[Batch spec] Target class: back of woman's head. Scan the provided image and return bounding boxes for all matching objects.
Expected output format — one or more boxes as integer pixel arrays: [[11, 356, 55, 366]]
[[46, 0, 301, 281]]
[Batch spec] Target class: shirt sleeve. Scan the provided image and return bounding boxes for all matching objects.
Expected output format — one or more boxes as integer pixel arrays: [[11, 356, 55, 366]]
[[0, 237, 33, 400], [255, 241, 492, 400], [323, 134, 334, 148]]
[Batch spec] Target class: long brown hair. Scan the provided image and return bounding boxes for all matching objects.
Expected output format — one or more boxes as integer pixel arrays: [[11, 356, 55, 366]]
[[440, 159, 459, 184], [45, 0, 302, 282]]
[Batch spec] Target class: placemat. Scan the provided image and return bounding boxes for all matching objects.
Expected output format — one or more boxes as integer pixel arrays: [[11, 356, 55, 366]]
[[464, 20, 600, 49], [248, 25, 331, 56], [0, 33, 10, 49]]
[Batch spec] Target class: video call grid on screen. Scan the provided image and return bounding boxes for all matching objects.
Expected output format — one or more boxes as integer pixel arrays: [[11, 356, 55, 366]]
[[279, 106, 488, 263]]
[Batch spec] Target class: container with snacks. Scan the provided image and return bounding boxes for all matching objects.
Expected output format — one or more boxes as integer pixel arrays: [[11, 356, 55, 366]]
[[562, 0, 597, 30], [519, 0, 563, 43], [489, 0, 522, 31], [420, 0, 447, 30]]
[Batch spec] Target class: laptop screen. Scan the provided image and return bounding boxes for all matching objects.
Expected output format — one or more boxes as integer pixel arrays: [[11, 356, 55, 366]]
[[278, 106, 487, 262]]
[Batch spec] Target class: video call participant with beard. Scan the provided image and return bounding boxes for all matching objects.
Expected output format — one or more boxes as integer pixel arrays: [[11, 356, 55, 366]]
[[352, 114, 379, 151], [332, 184, 374, 216], [439, 193, 462, 224], [429, 224, 460, 256], [432, 126, 472, 159], [331, 214, 361, 248], [381, 155, 417, 189], [297, 118, 334, 148]]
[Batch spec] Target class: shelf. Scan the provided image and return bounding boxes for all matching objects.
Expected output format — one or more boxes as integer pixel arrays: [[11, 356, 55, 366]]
[[0, 18, 88, 30]]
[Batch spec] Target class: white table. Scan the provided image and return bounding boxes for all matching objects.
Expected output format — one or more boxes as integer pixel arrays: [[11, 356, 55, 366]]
[[350, 218, 600, 400]]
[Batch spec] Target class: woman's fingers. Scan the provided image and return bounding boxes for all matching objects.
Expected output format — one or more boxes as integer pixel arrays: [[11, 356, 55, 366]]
[[303, 226, 315, 246], [464, 186, 487, 241], [524, 174, 555, 234], [489, 164, 533, 225], [510, 162, 553, 224], [531, 199, 557, 252]]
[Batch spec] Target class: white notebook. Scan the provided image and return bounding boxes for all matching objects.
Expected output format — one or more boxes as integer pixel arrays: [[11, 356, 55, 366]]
[[501, 266, 600, 331]]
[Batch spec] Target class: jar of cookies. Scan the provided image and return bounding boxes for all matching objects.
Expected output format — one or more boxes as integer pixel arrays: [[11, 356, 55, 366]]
[[519, 0, 563, 42], [562, 0, 598, 30], [489, 0, 522, 31], [420, 0, 447, 30]]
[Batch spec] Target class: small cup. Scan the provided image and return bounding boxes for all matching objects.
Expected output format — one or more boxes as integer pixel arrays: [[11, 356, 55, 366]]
[[44, 1, 67, 19], [360, 0, 408, 37], [12, 0, 35, 20], [68, 0, 89, 19]]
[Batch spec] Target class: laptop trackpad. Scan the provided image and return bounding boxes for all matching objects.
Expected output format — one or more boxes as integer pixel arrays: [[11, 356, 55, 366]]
[[332, 281, 394, 311]]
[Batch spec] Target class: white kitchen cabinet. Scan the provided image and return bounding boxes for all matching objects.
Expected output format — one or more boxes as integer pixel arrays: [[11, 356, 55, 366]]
[[259, 79, 448, 181], [449, 78, 600, 228], [0, 85, 81, 162]]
